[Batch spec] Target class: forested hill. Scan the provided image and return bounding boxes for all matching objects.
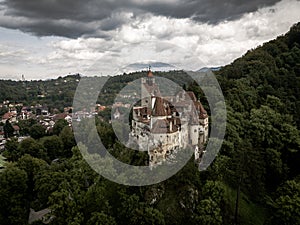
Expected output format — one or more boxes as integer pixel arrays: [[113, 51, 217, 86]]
[[217, 22, 300, 127], [0, 74, 81, 112], [208, 22, 300, 224], [0, 70, 194, 112]]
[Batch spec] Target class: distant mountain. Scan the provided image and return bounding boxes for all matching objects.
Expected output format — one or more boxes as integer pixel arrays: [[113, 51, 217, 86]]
[[119, 62, 177, 74], [197, 67, 222, 72]]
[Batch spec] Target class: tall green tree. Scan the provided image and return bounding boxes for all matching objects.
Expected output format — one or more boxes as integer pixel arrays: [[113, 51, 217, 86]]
[[29, 124, 46, 139], [0, 165, 29, 225], [48, 181, 84, 225], [195, 198, 222, 225], [3, 119, 14, 138], [53, 119, 68, 136], [3, 137, 20, 161], [87, 212, 117, 225], [267, 179, 300, 225], [40, 135, 64, 160], [59, 126, 76, 157], [18, 137, 47, 160]]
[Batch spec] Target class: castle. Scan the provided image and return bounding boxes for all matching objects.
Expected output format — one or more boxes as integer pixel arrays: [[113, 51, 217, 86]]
[[130, 69, 209, 167]]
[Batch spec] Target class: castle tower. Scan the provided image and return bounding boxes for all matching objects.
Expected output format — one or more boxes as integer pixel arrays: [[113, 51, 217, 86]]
[[141, 67, 161, 109]]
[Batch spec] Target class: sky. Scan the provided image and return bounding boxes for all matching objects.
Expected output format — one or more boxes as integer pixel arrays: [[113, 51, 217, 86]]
[[0, 0, 299, 80]]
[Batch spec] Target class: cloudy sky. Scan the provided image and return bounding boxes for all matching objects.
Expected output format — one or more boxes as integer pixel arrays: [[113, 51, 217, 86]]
[[0, 0, 299, 80]]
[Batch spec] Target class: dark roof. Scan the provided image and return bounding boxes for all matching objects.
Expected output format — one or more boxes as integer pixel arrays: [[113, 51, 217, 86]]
[[152, 97, 172, 117], [151, 119, 179, 134], [143, 82, 161, 97]]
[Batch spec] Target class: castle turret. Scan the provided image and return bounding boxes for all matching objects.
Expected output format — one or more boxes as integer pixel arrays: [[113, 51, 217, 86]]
[[141, 67, 160, 109]]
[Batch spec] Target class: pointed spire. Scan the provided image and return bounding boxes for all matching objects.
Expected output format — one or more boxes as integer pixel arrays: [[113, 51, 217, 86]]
[[147, 65, 153, 77]]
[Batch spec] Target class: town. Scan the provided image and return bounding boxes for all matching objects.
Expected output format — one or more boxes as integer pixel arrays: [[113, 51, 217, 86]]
[[0, 100, 108, 158]]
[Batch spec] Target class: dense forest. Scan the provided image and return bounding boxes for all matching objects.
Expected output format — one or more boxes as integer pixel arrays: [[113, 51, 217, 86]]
[[0, 22, 300, 225]]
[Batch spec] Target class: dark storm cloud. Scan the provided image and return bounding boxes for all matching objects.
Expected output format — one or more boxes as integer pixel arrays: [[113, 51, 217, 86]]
[[0, 0, 281, 38]]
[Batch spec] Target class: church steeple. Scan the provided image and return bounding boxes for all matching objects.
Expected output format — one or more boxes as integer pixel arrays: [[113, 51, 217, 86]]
[[146, 65, 154, 86], [141, 65, 160, 109], [147, 65, 153, 78]]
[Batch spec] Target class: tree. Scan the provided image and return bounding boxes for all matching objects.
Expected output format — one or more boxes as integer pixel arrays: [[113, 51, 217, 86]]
[[18, 118, 36, 136], [18, 137, 47, 160], [34, 169, 67, 208], [96, 120, 115, 149], [117, 192, 140, 224], [40, 135, 63, 160], [53, 119, 68, 135], [29, 124, 46, 139], [83, 182, 110, 217], [17, 154, 48, 203], [59, 126, 76, 157], [0, 165, 29, 225], [3, 137, 20, 161], [267, 180, 300, 225], [98, 107, 112, 121], [3, 119, 14, 138], [195, 198, 222, 225], [249, 105, 300, 177], [288, 22, 300, 47], [48, 181, 84, 225], [0, 107, 8, 116], [201, 181, 225, 204], [130, 206, 166, 225], [87, 212, 117, 225]]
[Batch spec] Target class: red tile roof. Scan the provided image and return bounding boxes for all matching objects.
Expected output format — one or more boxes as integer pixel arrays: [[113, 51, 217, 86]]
[[194, 101, 208, 119], [2, 112, 12, 120], [13, 125, 20, 131], [53, 113, 68, 121], [147, 70, 153, 77], [152, 97, 172, 117]]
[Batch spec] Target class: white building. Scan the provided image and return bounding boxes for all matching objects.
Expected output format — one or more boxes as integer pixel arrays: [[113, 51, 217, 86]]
[[130, 69, 209, 167]]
